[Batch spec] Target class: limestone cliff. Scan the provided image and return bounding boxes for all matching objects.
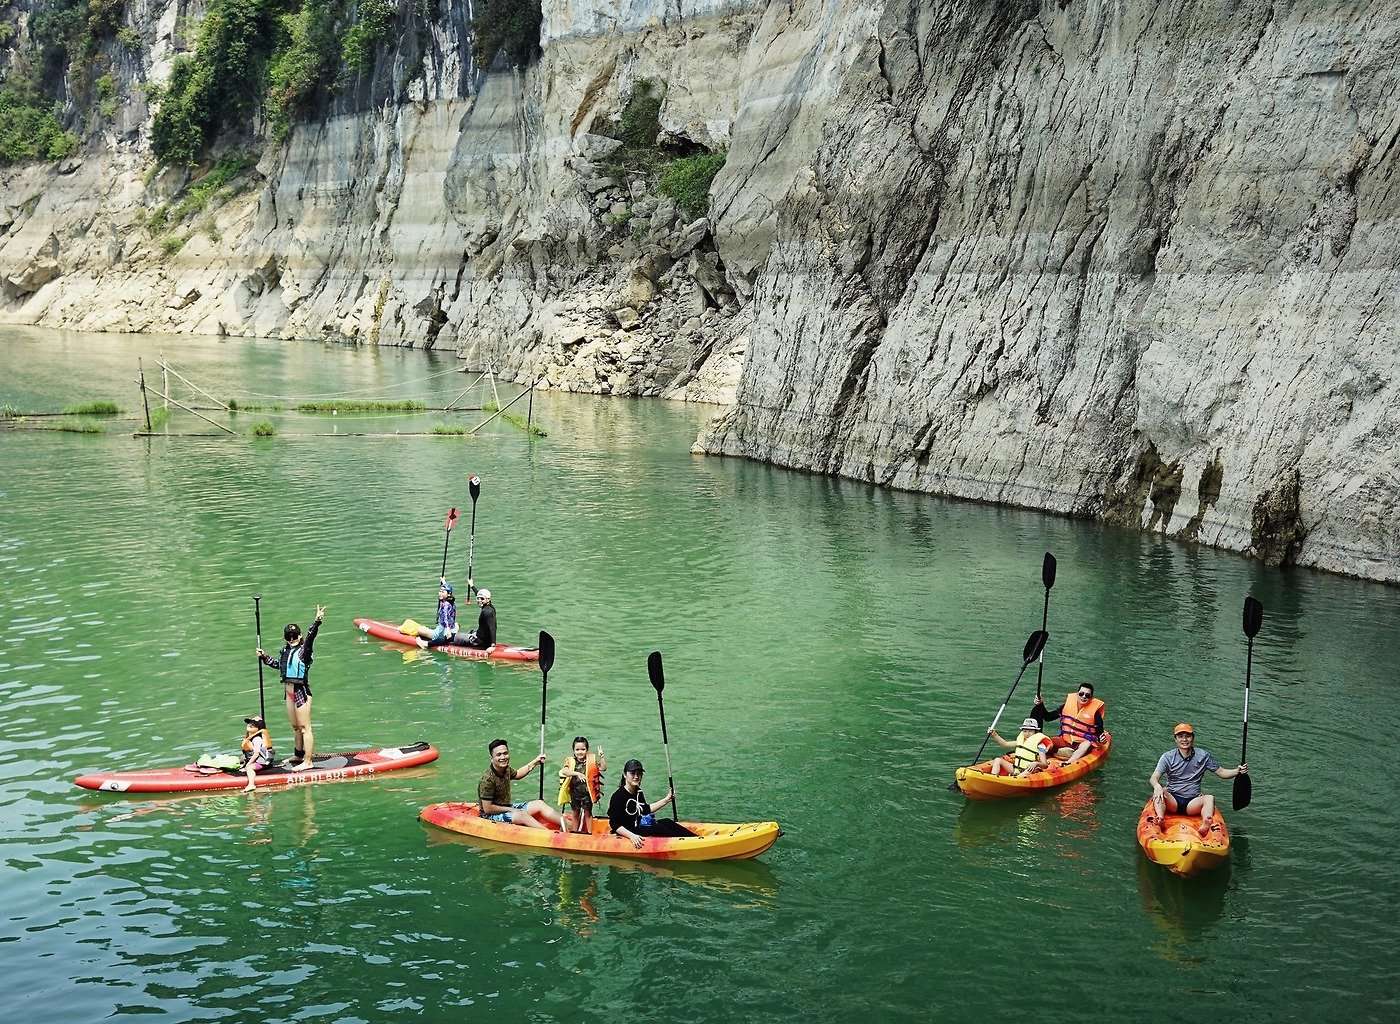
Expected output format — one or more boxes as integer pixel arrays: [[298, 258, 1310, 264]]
[[0, 0, 1395, 582]]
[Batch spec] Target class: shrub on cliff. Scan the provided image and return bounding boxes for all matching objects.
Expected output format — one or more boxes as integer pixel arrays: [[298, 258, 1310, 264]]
[[470, 0, 541, 69], [266, 0, 342, 139], [657, 150, 726, 221], [0, 91, 79, 164], [341, 0, 397, 73]]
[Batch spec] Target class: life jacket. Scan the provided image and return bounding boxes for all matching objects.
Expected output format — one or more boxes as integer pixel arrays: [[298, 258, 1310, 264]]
[[281, 642, 309, 682], [557, 753, 602, 805], [436, 598, 456, 631], [1013, 732, 1049, 772], [241, 729, 274, 766], [1059, 693, 1105, 744]]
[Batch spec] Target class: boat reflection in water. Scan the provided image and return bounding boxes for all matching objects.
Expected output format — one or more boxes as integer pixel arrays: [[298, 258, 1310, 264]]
[[1136, 847, 1230, 946], [421, 823, 780, 910]]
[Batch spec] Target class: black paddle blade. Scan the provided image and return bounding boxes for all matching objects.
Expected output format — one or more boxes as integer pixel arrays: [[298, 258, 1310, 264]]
[[539, 631, 555, 674], [1042, 552, 1057, 590], [469, 476, 481, 502], [445, 506, 458, 530], [1233, 771, 1252, 810], [647, 651, 665, 693], [1243, 596, 1263, 638], [1022, 629, 1048, 664]]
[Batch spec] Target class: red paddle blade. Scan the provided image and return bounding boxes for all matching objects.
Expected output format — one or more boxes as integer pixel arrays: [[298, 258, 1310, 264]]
[[445, 507, 459, 530]]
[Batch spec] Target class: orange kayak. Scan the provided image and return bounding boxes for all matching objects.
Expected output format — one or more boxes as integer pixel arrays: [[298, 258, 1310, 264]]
[[419, 802, 780, 861], [954, 733, 1112, 800], [1136, 798, 1230, 876]]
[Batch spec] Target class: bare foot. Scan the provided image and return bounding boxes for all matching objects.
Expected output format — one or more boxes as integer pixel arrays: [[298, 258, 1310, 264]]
[[416, 638, 429, 650], [242, 784, 256, 793], [290, 761, 313, 772]]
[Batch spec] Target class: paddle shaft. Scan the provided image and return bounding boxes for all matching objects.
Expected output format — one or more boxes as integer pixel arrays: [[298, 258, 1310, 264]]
[[467, 478, 480, 592], [439, 523, 452, 580], [539, 669, 548, 802], [1035, 553, 1057, 704], [1241, 636, 1253, 765], [657, 693, 677, 820], [966, 660, 1036, 768], [254, 596, 265, 722]]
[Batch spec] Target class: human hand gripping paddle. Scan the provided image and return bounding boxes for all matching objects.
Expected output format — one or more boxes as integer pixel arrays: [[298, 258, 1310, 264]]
[[254, 595, 265, 722], [647, 651, 679, 820], [948, 630, 1050, 792], [538, 630, 555, 801], [1033, 552, 1057, 716], [1235, 596, 1262, 810]]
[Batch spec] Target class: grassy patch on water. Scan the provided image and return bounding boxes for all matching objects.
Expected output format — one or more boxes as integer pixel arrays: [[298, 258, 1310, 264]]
[[63, 400, 122, 416], [483, 402, 546, 437], [295, 400, 427, 413], [431, 424, 468, 435], [251, 421, 276, 437], [0, 404, 20, 418], [48, 419, 107, 434]]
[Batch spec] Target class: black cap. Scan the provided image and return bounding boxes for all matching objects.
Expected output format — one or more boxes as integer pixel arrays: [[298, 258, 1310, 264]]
[[623, 759, 644, 775], [244, 716, 264, 726]]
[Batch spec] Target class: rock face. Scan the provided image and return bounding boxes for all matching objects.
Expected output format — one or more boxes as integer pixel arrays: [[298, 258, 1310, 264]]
[[0, 0, 1395, 582]]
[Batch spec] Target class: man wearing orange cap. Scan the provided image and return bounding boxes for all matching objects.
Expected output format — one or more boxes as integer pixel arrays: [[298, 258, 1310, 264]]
[[1149, 723, 1249, 837]]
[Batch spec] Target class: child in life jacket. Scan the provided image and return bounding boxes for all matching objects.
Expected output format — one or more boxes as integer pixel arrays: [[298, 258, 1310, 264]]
[[986, 718, 1054, 777], [240, 715, 275, 792], [557, 737, 606, 833]]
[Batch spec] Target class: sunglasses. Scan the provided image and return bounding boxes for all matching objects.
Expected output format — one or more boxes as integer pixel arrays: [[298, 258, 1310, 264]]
[[1078, 692, 1092, 699]]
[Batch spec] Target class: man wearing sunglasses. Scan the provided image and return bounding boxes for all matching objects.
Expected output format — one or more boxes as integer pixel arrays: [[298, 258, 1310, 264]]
[[1032, 682, 1106, 766]]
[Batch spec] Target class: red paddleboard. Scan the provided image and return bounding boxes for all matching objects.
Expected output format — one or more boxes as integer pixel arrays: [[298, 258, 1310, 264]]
[[75, 742, 439, 793], [354, 617, 540, 662]]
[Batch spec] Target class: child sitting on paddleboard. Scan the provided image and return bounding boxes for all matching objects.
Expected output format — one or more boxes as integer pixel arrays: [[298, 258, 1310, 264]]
[[240, 715, 275, 792], [417, 579, 460, 649], [557, 737, 606, 834]]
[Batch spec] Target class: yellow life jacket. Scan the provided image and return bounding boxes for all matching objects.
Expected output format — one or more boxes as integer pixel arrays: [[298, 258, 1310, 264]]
[[1013, 731, 1049, 772]]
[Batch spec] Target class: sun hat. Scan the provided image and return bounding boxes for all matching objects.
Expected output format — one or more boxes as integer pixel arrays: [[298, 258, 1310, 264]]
[[1021, 717, 1041, 731], [1174, 723, 1194, 735]]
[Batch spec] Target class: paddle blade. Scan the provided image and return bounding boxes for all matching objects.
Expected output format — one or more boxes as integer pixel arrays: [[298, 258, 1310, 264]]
[[648, 650, 665, 693], [539, 631, 555, 674], [399, 619, 423, 635], [1022, 629, 1049, 664], [1243, 596, 1263, 639], [469, 476, 481, 502], [1042, 552, 1057, 590], [1233, 771, 1252, 810], [445, 507, 458, 531]]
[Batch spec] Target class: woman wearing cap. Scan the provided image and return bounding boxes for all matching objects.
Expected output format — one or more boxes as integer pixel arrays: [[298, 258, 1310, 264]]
[[1150, 724, 1248, 838], [986, 718, 1054, 777], [239, 716, 275, 792], [418, 578, 461, 649], [606, 759, 697, 848], [458, 583, 496, 650]]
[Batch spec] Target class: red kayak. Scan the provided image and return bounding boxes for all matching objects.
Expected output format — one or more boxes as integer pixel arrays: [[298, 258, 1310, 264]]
[[354, 617, 540, 662], [75, 742, 439, 793]]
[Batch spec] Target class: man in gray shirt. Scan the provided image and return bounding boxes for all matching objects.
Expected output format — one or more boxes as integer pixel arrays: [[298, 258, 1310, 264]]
[[1150, 723, 1248, 837]]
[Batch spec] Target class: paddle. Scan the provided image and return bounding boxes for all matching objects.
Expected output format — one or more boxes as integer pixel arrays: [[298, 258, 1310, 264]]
[[1034, 552, 1057, 711], [439, 506, 459, 580], [1235, 596, 1262, 810], [538, 630, 555, 801], [948, 629, 1050, 791], [647, 650, 679, 819], [466, 476, 481, 594], [254, 595, 265, 722]]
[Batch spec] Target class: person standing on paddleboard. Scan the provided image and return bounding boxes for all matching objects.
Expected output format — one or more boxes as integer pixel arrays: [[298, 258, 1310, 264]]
[[459, 584, 496, 650], [608, 759, 697, 848], [1149, 723, 1248, 838], [258, 605, 325, 772]]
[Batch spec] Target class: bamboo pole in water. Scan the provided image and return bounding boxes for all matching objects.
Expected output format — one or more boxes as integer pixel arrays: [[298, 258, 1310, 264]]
[[138, 360, 152, 433]]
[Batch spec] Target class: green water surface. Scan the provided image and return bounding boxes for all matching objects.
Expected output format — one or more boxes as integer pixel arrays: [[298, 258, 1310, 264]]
[[1, 327, 1396, 1022]]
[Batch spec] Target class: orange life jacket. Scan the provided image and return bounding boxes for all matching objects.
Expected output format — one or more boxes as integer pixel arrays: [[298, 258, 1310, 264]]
[[242, 728, 274, 763], [1059, 693, 1105, 745], [557, 753, 602, 804]]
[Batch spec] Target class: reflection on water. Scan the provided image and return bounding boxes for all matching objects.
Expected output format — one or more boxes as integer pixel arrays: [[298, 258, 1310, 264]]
[[1136, 852, 1230, 946]]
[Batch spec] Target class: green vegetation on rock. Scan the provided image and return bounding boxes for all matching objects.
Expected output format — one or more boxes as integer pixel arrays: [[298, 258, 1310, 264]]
[[658, 150, 726, 221]]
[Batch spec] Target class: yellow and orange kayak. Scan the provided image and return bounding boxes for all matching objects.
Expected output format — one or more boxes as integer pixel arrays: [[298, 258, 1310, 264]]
[[419, 802, 780, 861], [1136, 799, 1230, 876], [954, 733, 1112, 800]]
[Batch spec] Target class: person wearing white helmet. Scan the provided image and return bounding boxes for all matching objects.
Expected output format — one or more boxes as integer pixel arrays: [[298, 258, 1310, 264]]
[[459, 583, 496, 650]]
